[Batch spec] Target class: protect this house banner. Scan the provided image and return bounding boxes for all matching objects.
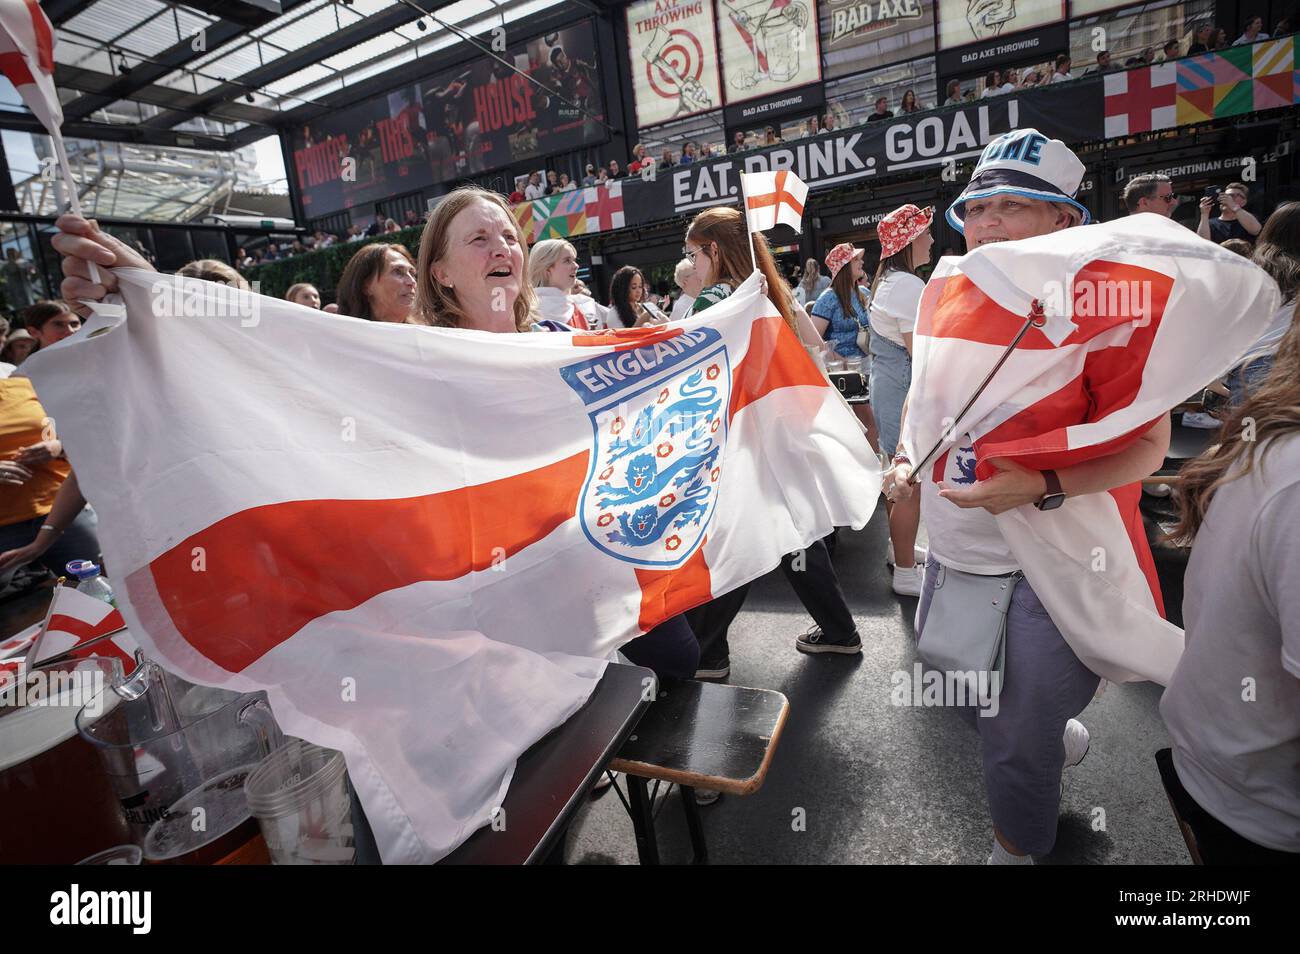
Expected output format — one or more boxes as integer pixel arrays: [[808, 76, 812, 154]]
[[719, 0, 823, 104], [627, 0, 725, 128]]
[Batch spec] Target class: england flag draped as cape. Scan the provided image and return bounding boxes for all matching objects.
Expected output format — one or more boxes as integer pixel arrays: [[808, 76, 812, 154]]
[[902, 214, 1279, 686], [22, 269, 879, 863]]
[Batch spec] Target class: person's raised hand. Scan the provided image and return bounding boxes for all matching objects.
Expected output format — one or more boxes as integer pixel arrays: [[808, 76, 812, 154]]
[[52, 214, 154, 315], [1198, 196, 1214, 218]]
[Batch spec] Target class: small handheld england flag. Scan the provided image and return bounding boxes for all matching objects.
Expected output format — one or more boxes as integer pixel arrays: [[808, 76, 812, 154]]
[[741, 170, 808, 234]]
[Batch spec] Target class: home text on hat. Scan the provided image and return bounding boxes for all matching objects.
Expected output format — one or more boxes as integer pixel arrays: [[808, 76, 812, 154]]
[[975, 131, 1049, 172]]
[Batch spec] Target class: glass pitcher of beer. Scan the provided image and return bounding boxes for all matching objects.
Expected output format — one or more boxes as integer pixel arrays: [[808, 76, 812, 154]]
[[76, 662, 282, 864]]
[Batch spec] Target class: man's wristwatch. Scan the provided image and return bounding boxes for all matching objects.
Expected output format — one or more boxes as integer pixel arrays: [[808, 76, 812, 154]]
[[1034, 469, 1066, 511]]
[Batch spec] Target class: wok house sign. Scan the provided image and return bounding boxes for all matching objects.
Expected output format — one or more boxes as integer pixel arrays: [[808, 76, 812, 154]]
[[825, 0, 926, 47]]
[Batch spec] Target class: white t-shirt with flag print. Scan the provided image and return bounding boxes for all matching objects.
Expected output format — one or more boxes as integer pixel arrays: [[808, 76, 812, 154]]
[[921, 436, 1019, 575]]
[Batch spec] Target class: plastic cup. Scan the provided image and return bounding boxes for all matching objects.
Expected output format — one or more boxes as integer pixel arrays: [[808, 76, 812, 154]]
[[244, 738, 355, 865]]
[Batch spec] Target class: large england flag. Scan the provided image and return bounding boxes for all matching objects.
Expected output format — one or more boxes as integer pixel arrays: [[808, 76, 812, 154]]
[[902, 214, 1279, 686], [23, 269, 878, 863]]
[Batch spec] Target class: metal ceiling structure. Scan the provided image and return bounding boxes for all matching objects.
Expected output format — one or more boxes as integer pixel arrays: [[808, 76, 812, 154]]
[[0, 0, 599, 222], [8, 0, 593, 151]]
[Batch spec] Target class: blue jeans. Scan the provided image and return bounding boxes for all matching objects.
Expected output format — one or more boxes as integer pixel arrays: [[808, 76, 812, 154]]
[[916, 560, 1100, 855], [1225, 355, 1273, 408], [0, 507, 102, 586], [868, 330, 911, 458]]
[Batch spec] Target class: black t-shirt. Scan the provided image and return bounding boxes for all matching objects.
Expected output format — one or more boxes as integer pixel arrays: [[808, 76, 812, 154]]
[[1209, 217, 1253, 244], [867, 110, 894, 122]]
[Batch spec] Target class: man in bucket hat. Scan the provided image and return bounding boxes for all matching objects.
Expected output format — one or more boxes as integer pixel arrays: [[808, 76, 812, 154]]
[[885, 129, 1171, 865]]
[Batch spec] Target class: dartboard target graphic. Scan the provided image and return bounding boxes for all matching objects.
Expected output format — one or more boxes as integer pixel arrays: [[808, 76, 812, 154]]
[[646, 29, 705, 99]]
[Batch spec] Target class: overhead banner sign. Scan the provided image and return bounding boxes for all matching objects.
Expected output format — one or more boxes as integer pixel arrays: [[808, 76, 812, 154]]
[[935, 20, 1068, 76], [718, 0, 823, 104], [819, 0, 937, 79], [626, 0, 724, 128], [723, 82, 824, 127], [292, 84, 429, 216], [622, 78, 1101, 221], [936, 0, 1065, 51], [291, 21, 608, 217]]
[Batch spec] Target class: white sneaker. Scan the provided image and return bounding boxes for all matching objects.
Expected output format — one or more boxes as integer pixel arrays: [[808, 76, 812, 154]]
[[886, 542, 928, 569], [1181, 411, 1220, 429], [892, 563, 923, 597], [1063, 718, 1091, 768]]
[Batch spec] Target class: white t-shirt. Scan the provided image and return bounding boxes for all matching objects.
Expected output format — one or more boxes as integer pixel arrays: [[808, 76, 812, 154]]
[[921, 436, 1019, 574], [524, 183, 546, 200], [669, 294, 696, 322], [998, 82, 1017, 94], [868, 270, 924, 348], [1049, 70, 1073, 83], [1160, 434, 1300, 851]]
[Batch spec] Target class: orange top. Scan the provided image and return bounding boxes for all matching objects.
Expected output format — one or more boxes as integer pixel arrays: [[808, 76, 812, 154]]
[[0, 377, 70, 526]]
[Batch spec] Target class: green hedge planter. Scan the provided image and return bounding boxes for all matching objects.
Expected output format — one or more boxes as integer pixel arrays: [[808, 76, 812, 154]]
[[240, 225, 425, 302]]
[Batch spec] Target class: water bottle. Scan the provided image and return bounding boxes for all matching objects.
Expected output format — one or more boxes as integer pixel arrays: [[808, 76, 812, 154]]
[[66, 560, 116, 607]]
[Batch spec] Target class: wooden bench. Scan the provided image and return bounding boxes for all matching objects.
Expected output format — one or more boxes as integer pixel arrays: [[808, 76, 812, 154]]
[[606, 677, 789, 864]]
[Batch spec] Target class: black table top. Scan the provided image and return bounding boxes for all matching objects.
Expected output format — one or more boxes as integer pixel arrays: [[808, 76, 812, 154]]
[[439, 661, 654, 865]]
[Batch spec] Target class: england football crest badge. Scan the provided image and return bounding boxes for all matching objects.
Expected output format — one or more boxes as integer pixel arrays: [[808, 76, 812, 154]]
[[560, 328, 730, 567]]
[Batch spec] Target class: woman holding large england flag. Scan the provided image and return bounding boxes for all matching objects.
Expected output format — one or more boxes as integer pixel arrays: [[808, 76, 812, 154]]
[[883, 129, 1276, 865], [50, 192, 702, 682]]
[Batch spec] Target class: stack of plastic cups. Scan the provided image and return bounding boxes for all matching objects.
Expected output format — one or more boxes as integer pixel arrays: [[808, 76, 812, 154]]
[[244, 738, 356, 865]]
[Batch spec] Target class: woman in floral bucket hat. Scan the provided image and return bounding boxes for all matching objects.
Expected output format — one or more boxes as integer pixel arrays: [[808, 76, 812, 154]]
[[868, 203, 934, 596], [810, 242, 869, 363]]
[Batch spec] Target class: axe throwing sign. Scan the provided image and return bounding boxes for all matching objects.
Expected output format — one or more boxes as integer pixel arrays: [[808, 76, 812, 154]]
[[626, 0, 726, 128]]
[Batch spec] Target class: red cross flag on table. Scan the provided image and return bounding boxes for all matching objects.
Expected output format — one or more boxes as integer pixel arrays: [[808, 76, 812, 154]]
[[742, 169, 808, 233], [23, 267, 879, 863], [29, 585, 140, 674], [902, 214, 1278, 686]]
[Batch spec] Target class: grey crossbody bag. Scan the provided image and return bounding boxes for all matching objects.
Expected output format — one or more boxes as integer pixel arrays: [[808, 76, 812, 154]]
[[917, 564, 1021, 697]]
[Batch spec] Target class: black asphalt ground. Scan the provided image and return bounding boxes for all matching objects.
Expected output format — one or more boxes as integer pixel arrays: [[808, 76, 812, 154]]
[[565, 509, 1190, 865]]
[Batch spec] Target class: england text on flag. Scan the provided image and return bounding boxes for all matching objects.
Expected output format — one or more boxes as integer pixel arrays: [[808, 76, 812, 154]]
[[903, 214, 1278, 686], [742, 170, 808, 233], [23, 267, 879, 863]]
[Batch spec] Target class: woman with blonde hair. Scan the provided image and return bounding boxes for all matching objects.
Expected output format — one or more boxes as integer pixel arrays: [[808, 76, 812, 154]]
[[176, 258, 249, 289], [528, 238, 610, 330], [285, 283, 322, 309]]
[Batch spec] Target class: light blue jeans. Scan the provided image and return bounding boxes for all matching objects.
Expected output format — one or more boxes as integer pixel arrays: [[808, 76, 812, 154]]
[[868, 330, 911, 458]]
